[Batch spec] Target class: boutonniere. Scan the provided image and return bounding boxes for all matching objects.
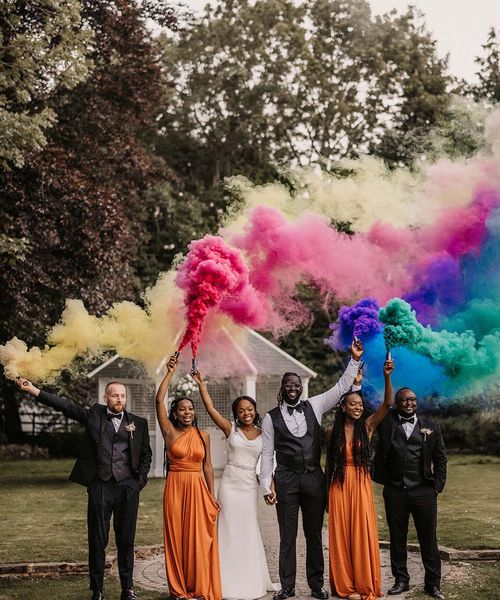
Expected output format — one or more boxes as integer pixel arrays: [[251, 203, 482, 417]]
[[125, 422, 136, 439], [421, 428, 433, 441]]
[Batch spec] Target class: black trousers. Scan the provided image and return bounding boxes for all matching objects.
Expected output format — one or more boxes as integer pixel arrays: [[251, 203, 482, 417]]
[[274, 468, 326, 591], [383, 484, 441, 589], [87, 477, 141, 591]]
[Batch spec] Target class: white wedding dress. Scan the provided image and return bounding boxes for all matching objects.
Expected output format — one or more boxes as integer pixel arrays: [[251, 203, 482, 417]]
[[217, 425, 278, 600]]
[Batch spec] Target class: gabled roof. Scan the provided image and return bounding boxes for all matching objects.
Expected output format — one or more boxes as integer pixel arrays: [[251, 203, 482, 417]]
[[88, 327, 316, 380]]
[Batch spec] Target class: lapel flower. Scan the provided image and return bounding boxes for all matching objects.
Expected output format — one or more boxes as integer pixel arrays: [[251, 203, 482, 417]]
[[421, 427, 433, 441], [125, 422, 136, 439]]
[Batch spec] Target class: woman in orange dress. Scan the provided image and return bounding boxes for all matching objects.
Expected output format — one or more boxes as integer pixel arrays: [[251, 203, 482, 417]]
[[326, 359, 394, 600], [156, 354, 222, 600]]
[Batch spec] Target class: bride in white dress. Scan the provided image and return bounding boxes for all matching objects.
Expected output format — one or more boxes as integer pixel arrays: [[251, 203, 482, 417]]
[[192, 371, 278, 600]]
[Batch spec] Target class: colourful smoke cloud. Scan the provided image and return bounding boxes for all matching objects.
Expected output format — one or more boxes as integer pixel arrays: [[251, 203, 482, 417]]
[[1, 102, 500, 399]]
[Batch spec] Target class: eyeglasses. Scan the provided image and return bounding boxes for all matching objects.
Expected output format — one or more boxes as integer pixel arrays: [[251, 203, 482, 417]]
[[399, 397, 417, 404]]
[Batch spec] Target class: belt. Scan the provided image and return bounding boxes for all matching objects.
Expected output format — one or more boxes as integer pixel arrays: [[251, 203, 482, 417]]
[[226, 461, 255, 472]]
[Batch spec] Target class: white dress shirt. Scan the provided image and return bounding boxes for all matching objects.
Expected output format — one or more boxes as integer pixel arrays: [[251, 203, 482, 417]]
[[260, 358, 361, 495], [399, 413, 418, 439], [107, 410, 123, 433]]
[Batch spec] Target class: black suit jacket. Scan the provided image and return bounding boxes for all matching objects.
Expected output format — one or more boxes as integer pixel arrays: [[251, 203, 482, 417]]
[[37, 390, 152, 487], [372, 408, 447, 493]]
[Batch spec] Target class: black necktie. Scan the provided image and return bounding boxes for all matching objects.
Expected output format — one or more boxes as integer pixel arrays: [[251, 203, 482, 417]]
[[107, 412, 123, 421], [287, 404, 303, 416], [401, 416, 415, 424]]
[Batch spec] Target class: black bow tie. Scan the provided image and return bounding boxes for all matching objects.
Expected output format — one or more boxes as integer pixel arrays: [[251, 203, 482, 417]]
[[107, 412, 123, 421], [287, 403, 303, 415], [400, 416, 415, 424]]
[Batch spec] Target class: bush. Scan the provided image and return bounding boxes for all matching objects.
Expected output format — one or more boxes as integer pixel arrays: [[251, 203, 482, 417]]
[[437, 410, 500, 456], [0, 443, 49, 460], [28, 431, 87, 458]]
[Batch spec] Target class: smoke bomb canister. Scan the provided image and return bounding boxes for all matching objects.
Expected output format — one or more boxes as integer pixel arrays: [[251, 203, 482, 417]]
[[191, 358, 198, 373], [386, 351, 392, 361], [173, 351, 180, 359]]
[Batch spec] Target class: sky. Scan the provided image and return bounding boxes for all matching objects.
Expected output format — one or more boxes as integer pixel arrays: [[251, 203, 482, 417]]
[[181, 0, 500, 82]]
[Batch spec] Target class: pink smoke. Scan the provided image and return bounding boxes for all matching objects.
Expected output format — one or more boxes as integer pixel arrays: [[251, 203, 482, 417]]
[[222, 186, 500, 334], [175, 235, 267, 355], [230, 206, 410, 309]]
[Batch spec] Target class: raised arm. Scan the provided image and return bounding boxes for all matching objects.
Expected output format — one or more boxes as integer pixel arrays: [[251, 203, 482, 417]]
[[191, 370, 232, 438], [15, 378, 89, 424], [366, 358, 394, 437], [155, 355, 179, 443], [309, 339, 364, 417]]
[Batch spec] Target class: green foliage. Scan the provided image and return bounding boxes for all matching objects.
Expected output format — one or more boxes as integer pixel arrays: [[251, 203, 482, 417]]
[[437, 410, 500, 456], [0, 0, 172, 439], [0, 0, 94, 167], [473, 27, 500, 103]]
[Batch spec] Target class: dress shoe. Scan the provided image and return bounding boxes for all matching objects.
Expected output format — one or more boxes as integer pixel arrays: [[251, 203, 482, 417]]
[[424, 586, 444, 599], [91, 592, 104, 600], [387, 581, 410, 595], [120, 590, 138, 600], [311, 588, 329, 599], [273, 589, 295, 600]]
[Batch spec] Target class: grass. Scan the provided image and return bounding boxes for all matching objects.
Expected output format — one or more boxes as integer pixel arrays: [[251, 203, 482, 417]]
[[372, 454, 500, 549], [0, 576, 164, 600], [1, 563, 499, 600], [407, 560, 500, 600], [0, 454, 499, 565], [0, 459, 165, 563]]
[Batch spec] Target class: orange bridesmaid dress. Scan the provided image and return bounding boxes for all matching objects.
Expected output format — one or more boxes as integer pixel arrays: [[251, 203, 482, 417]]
[[328, 442, 382, 600], [163, 427, 222, 600]]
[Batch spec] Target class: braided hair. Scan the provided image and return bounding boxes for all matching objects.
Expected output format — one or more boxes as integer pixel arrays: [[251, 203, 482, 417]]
[[277, 372, 302, 406], [231, 395, 262, 429], [325, 391, 371, 487], [164, 397, 207, 476]]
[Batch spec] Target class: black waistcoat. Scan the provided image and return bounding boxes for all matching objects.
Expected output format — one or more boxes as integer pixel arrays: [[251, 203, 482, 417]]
[[269, 401, 322, 473], [96, 417, 133, 482], [387, 421, 426, 489]]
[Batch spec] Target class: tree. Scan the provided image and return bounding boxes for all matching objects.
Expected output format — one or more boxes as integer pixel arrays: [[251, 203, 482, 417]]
[[371, 7, 451, 167], [0, 0, 93, 168], [473, 27, 500, 103], [139, 0, 451, 284], [155, 0, 450, 176], [0, 0, 172, 440]]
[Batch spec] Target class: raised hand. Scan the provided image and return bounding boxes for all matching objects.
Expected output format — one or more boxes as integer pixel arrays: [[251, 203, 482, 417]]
[[383, 358, 394, 377], [191, 369, 204, 386], [351, 338, 364, 361], [15, 377, 40, 397], [167, 355, 178, 373], [353, 364, 364, 387]]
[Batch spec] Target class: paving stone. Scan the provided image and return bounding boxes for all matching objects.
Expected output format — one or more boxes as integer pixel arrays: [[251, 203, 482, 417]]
[[134, 490, 450, 599]]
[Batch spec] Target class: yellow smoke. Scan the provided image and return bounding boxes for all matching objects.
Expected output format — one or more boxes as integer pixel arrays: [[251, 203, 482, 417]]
[[0, 272, 183, 382]]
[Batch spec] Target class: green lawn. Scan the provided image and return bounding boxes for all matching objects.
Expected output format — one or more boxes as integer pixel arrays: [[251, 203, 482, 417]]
[[0, 576, 164, 600], [0, 459, 165, 563], [407, 560, 500, 600], [372, 454, 500, 549], [0, 454, 499, 565]]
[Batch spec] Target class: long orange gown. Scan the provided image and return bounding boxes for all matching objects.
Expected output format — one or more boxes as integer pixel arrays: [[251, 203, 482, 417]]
[[163, 427, 222, 600], [328, 442, 382, 600]]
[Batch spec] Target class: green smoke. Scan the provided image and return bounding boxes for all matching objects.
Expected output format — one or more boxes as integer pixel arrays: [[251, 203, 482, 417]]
[[379, 298, 500, 385]]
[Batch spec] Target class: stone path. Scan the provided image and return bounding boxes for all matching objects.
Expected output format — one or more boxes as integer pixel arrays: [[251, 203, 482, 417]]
[[134, 498, 450, 599]]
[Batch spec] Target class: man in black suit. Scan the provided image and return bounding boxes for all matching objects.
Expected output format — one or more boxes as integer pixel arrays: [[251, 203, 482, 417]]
[[16, 377, 152, 600], [373, 384, 447, 600]]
